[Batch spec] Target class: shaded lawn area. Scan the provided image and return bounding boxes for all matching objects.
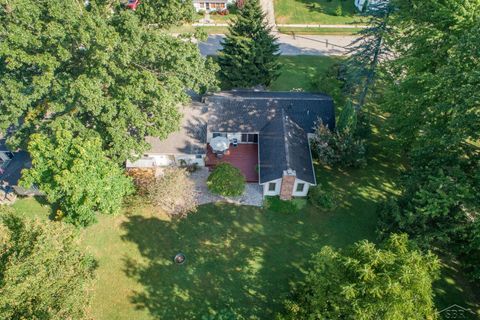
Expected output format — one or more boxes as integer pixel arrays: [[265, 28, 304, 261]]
[[275, 0, 367, 25], [270, 56, 343, 92]]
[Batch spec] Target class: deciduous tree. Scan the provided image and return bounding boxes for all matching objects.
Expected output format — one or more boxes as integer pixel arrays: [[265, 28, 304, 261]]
[[281, 234, 440, 320], [0, 0, 218, 161], [21, 118, 134, 226], [0, 207, 96, 319]]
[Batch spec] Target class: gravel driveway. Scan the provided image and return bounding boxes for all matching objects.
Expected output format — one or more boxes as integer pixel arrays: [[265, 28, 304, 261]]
[[190, 168, 263, 207]]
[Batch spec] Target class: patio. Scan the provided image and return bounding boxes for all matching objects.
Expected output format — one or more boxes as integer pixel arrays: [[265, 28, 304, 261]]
[[205, 144, 259, 182]]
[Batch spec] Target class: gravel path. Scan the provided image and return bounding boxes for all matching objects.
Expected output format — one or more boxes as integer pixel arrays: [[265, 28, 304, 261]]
[[191, 168, 263, 207]]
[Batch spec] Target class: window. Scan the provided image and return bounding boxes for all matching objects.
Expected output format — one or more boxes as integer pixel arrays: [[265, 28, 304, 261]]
[[199, 2, 205, 7], [296, 183, 305, 193], [268, 182, 276, 192], [195, 154, 203, 159], [241, 133, 258, 143]]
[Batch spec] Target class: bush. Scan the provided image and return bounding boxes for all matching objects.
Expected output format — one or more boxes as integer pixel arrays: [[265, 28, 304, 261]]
[[311, 103, 367, 168], [207, 163, 245, 196], [311, 120, 366, 168], [308, 184, 336, 210], [146, 167, 197, 217], [334, 4, 343, 16]]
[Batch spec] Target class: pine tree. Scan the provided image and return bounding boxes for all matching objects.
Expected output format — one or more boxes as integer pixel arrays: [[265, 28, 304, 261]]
[[218, 0, 280, 88], [345, 0, 393, 110]]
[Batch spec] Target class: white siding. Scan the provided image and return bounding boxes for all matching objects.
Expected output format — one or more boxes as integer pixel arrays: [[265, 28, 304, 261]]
[[174, 154, 205, 166], [262, 179, 282, 196], [149, 154, 175, 166], [292, 179, 310, 197]]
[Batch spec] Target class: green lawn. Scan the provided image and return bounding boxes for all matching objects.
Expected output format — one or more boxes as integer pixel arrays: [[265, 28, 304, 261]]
[[10, 56, 480, 319], [270, 56, 343, 92], [275, 0, 367, 25]]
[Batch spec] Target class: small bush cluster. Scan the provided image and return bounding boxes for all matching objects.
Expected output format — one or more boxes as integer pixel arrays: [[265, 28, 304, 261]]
[[308, 184, 337, 210], [207, 163, 245, 196], [311, 103, 367, 168]]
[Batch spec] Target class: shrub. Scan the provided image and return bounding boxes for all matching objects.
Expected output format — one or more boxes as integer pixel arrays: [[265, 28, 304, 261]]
[[311, 103, 367, 168], [207, 163, 245, 196], [334, 4, 343, 16], [311, 120, 366, 168], [146, 167, 197, 217], [308, 184, 336, 210]]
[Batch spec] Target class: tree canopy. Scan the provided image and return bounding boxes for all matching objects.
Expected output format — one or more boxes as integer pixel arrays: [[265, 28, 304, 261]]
[[281, 234, 440, 320], [218, 0, 280, 88], [20, 118, 134, 226], [0, 207, 96, 319], [0, 0, 217, 162], [375, 0, 480, 282]]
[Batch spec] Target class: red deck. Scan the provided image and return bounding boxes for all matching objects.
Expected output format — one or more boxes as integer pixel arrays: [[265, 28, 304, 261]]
[[205, 144, 259, 182]]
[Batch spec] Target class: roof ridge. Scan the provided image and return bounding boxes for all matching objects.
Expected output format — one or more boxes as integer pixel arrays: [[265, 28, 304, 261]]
[[281, 109, 291, 170]]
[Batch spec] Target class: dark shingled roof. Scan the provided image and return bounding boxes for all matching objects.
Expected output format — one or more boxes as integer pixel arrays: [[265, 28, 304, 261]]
[[259, 110, 316, 184], [206, 91, 335, 133], [145, 102, 208, 154]]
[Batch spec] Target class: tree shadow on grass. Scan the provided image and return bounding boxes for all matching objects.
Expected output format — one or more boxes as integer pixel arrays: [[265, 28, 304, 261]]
[[120, 189, 383, 319], [120, 205, 296, 319]]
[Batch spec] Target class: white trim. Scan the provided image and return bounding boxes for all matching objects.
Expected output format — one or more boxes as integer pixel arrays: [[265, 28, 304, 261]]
[[307, 134, 317, 186]]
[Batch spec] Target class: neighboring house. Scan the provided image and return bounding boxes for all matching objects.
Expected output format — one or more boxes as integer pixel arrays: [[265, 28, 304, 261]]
[[354, 0, 383, 11], [192, 0, 232, 12], [127, 91, 335, 200], [0, 138, 41, 196]]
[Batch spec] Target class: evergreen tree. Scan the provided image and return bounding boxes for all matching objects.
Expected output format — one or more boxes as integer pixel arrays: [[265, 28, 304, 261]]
[[345, 0, 393, 110], [218, 0, 280, 88]]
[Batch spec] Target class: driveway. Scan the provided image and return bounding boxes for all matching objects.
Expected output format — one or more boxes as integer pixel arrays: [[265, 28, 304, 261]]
[[190, 168, 263, 207], [198, 33, 355, 56]]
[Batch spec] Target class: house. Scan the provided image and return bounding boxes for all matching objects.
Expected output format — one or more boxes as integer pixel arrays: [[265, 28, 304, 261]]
[[193, 0, 232, 12], [0, 138, 41, 197], [354, 0, 384, 11], [127, 91, 335, 200]]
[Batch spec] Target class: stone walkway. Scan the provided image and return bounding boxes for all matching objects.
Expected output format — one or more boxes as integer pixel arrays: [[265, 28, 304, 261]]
[[190, 168, 263, 207]]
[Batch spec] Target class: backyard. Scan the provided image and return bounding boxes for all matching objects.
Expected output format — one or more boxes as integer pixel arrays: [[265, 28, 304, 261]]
[[274, 0, 367, 24], [10, 56, 480, 319]]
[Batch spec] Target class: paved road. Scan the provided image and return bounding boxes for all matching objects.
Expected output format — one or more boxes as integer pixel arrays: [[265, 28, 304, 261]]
[[198, 33, 357, 56]]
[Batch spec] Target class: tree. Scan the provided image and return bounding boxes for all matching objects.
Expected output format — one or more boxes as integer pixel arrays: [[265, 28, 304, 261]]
[[207, 163, 245, 196], [20, 118, 134, 227], [375, 0, 480, 282], [136, 0, 195, 26], [281, 234, 440, 320], [0, 0, 218, 162], [344, 0, 393, 110], [145, 167, 197, 217], [0, 207, 96, 319], [218, 0, 280, 88]]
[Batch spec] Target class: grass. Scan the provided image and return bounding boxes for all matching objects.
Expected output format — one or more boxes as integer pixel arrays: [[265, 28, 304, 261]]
[[278, 26, 363, 35], [275, 0, 367, 25], [270, 55, 343, 92], [9, 56, 480, 319]]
